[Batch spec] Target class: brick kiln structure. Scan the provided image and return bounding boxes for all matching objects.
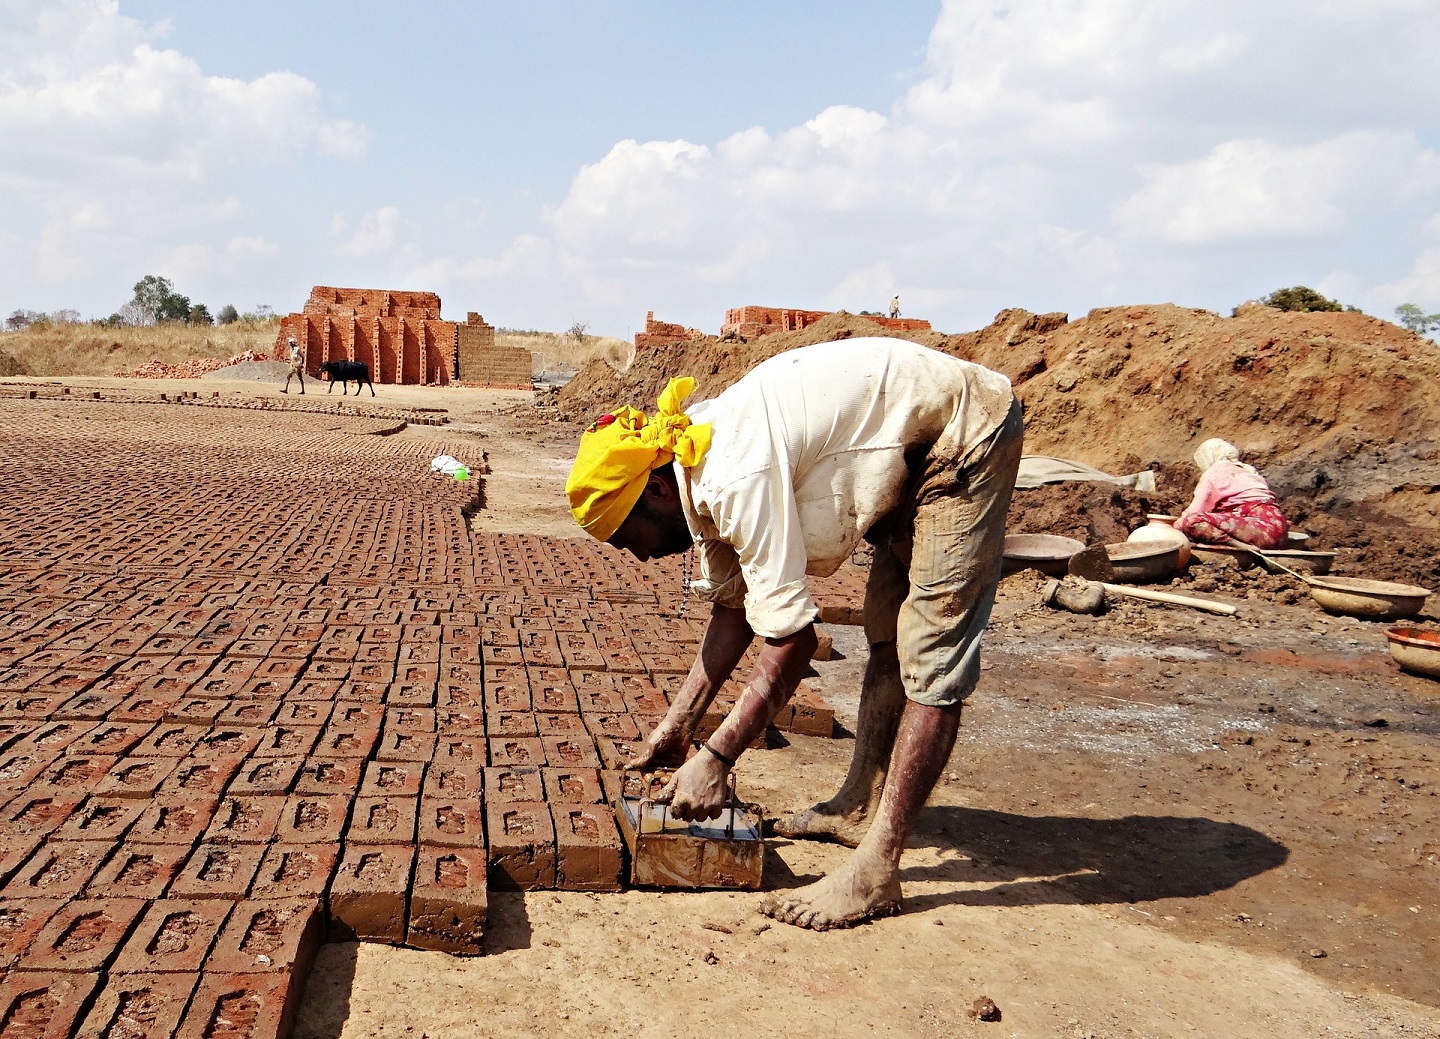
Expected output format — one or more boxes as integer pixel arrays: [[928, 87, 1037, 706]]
[[720, 305, 932, 339], [633, 311, 704, 352], [275, 287, 531, 388]]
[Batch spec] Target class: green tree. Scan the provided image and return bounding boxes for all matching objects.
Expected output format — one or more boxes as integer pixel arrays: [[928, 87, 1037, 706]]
[[130, 275, 193, 324], [216, 304, 239, 325], [188, 303, 213, 326], [1395, 303, 1440, 336], [1260, 286, 1345, 312]]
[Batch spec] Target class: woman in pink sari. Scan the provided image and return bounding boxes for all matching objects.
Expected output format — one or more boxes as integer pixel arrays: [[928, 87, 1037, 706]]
[[1176, 439, 1289, 549]]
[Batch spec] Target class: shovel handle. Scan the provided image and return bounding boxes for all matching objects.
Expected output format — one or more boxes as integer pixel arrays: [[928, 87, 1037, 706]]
[[1098, 583, 1239, 616]]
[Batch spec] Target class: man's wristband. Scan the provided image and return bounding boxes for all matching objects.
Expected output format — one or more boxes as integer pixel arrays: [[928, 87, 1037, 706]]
[[702, 742, 737, 768]]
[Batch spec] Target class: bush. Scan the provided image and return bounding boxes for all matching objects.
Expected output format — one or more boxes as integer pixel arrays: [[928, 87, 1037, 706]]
[[217, 304, 239, 325], [1395, 303, 1440, 336], [1259, 286, 1345, 313]]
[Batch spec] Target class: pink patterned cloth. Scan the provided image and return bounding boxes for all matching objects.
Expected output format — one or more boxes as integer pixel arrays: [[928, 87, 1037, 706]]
[[1177, 499, 1289, 549]]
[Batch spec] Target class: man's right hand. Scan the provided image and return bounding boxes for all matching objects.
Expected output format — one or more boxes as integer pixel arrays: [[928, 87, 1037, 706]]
[[624, 721, 691, 770]]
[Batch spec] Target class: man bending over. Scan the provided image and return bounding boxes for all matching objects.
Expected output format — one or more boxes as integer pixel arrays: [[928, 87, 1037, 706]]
[[565, 337, 1022, 929]]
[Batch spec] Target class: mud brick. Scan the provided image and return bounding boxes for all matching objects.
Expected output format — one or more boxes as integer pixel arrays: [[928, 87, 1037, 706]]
[[132, 673, 206, 699], [74, 972, 198, 1039], [436, 707, 482, 733], [439, 639, 481, 667], [423, 762, 484, 800], [416, 792, 483, 848], [16, 648, 80, 671], [133, 723, 208, 757], [174, 967, 303, 1036], [2, 690, 72, 717], [94, 756, 177, 798], [402, 622, 442, 644], [215, 701, 278, 728], [0, 834, 42, 886], [531, 670, 581, 713], [350, 658, 395, 682], [385, 706, 436, 732], [347, 796, 418, 845], [481, 642, 524, 668], [486, 736, 542, 768], [407, 846, 487, 954], [552, 803, 624, 892], [437, 681, 484, 709], [170, 842, 266, 900], [620, 682, 670, 716], [17, 719, 92, 755], [208, 656, 261, 682], [482, 678, 530, 713], [639, 652, 691, 675], [55, 689, 128, 720], [599, 768, 647, 806], [130, 797, 218, 845], [534, 711, 585, 736], [492, 705, 541, 736], [185, 634, 235, 657], [358, 760, 424, 798], [329, 844, 415, 943], [600, 643, 644, 674], [207, 897, 322, 977], [14, 897, 146, 972], [362, 623, 403, 644], [253, 725, 322, 759], [53, 797, 147, 842], [251, 844, 339, 900], [788, 686, 836, 737], [276, 793, 350, 844], [0, 971, 101, 1038], [302, 658, 351, 681], [395, 642, 440, 667], [394, 661, 439, 687], [483, 764, 544, 802], [542, 767, 605, 805], [542, 735, 601, 768], [583, 712, 642, 741], [73, 719, 154, 756], [288, 677, 342, 701], [226, 756, 300, 796], [110, 694, 170, 724], [375, 728, 436, 762], [558, 631, 605, 670], [85, 842, 190, 898], [1, 793, 83, 841], [204, 796, 285, 845], [315, 722, 380, 759], [254, 658, 308, 686], [429, 733, 482, 767], [344, 678, 391, 702], [595, 736, 648, 770], [573, 687, 626, 715], [111, 898, 231, 973], [0, 898, 65, 970], [294, 756, 364, 796], [0, 668, 47, 695], [192, 727, 263, 760], [486, 801, 556, 891], [162, 755, 244, 796], [192, 673, 250, 699]]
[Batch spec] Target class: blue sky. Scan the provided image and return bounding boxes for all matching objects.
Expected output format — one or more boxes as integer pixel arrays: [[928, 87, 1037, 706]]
[[2, 1, 1438, 337]]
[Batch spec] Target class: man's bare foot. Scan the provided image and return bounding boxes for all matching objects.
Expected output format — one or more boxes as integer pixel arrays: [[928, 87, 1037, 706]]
[[773, 796, 874, 848], [759, 854, 901, 930]]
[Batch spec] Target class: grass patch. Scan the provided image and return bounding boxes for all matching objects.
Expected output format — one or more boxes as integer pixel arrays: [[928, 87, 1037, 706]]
[[496, 330, 631, 375], [0, 320, 282, 377]]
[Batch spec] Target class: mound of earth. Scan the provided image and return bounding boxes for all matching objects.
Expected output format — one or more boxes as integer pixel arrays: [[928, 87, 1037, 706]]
[[203, 359, 293, 381], [560, 304, 1440, 530], [0, 350, 30, 377]]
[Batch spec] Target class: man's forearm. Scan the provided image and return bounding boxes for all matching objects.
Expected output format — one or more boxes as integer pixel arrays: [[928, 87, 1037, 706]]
[[663, 602, 754, 738], [705, 623, 818, 764]]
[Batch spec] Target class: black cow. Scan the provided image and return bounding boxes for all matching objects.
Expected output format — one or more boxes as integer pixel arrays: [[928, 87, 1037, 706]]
[[318, 360, 376, 396]]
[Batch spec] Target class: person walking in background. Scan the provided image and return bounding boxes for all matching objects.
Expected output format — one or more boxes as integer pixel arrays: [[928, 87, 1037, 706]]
[[281, 337, 305, 395], [889, 295, 901, 319]]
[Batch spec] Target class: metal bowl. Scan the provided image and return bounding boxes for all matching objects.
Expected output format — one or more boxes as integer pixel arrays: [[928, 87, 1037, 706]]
[[1385, 627, 1440, 680], [1306, 577, 1432, 621], [1002, 534, 1085, 577], [1104, 541, 1182, 584]]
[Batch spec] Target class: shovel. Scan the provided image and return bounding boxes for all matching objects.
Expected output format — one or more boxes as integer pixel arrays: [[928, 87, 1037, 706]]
[[1225, 538, 1314, 583]]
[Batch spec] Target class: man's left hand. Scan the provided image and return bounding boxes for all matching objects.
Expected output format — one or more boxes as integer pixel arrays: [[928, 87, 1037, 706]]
[[656, 750, 730, 822]]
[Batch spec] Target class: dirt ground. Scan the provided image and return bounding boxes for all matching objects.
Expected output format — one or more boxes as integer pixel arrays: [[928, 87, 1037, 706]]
[[9, 372, 1437, 1038]]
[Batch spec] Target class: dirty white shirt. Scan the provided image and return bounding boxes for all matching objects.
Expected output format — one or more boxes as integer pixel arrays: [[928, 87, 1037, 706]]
[[675, 337, 1014, 638]]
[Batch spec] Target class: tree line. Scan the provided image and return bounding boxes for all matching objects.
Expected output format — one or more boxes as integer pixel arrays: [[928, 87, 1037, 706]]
[[5, 275, 275, 332]]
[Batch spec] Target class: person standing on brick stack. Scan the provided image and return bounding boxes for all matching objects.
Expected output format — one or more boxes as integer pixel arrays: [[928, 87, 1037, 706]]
[[281, 337, 305, 395], [565, 337, 1022, 930]]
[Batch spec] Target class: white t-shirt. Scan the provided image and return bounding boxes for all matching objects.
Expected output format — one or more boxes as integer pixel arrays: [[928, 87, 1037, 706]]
[[676, 337, 1014, 638]]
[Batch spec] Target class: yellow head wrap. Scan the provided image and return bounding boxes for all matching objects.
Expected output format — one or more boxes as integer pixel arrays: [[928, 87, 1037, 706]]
[[566, 377, 713, 541]]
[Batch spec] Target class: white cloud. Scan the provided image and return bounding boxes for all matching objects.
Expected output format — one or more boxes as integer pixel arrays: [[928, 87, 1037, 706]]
[[331, 206, 418, 260]]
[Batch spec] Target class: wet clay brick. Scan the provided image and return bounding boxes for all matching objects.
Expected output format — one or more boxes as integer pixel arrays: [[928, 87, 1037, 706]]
[[132, 724, 206, 757], [417, 793, 484, 848], [111, 898, 232, 973], [17, 897, 147, 973], [431, 733, 484, 767], [73, 720, 154, 756], [203, 796, 286, 845], [375, 728, 436, 762], [552, 803, 624, 892], [485, 710, 538, 737], [535, 712, 586, 736], [131, 798, 219, 845], [215, 701, 277, 727], [600, 768, 647, 806], [35, 753, 119, 791], [161, 755, 244, 796], [483, 764, 544, 802], [542, 735, 601, 768], [293, 756, 364, 796], [0, 898, 65, 970], [0, 971, 101, 1039], [582, 712, 641, 740], [170, 843, 266, 900], [487, 736, 543, 767], [530, 672, 580, 713], [358, 760, 424, 798], [276, 794, 351, 844], [50, 797, 146, 842], [74, 972, 198, 1039], [315, 722, 380, 759], [328, 844, 416, 943], [275, 701, 331, 727], [86, 842, 191, 898], [19, 720, 93, 755], [250, 725, 321, 758], [485, 801, 556, 891], [207, 897, 322, 974], [250, 844, 339, 900], [346, 796, 418, 845], [542, 767, 605, 805], [595, 736, 647, 770], [226, 756, 301, 796], [175, 970, 302, 1039], [406, 846, 487, 955], [0, 794, 83, 840], [10, 841, 114, 897], [192, 727, 263, 759], [95, 756, 178, 798]]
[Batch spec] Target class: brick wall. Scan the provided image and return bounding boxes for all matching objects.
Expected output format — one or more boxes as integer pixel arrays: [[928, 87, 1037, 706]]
[[456, 314, 532, 388], [274, 287, 461, 385], [720, 305, 931, 339], [633, 311, 703, 352]]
